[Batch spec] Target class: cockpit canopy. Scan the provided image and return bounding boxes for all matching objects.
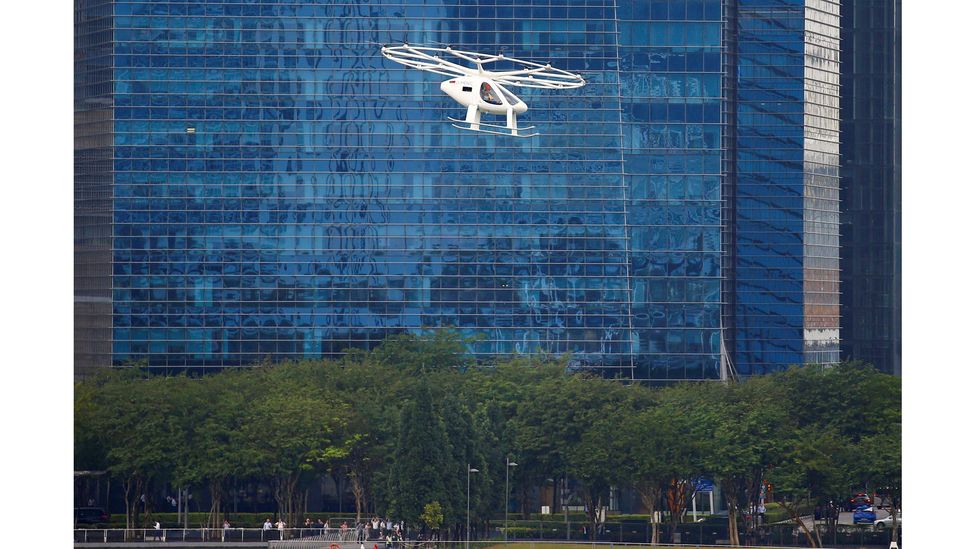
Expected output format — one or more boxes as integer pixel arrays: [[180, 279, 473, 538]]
[[480, 81, 519, 106]]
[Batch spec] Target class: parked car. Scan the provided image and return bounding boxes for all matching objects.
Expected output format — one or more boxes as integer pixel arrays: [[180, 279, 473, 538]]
[[852, 505, 877, 525], [847, 493, 873, 511], [874, 513, 902, 530], [74, 507, 110, 526]]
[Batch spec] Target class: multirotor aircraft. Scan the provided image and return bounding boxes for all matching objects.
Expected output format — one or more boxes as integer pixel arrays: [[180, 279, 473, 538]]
[[380, 44, 586, 138]]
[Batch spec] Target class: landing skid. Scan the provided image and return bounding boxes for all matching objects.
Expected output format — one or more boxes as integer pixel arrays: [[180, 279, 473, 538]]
[[447, 117, 539, 138]]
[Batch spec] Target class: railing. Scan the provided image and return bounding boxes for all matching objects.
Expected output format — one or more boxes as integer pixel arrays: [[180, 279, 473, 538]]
[[493, 521, 896, 548], [72, 526, 897, 548], [73, 527, 353, 543], [268, 540, 897, 549]]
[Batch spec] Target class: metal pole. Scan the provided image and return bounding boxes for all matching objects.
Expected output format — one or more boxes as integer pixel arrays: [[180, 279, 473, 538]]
[[563, 477, 568, 525], [467, 465, 478, 549], [505, 459, 509, 542], [504, 458, 517, 542]]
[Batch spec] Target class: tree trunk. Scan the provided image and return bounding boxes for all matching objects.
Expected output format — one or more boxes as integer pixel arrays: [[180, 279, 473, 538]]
[[725, 494, 740, 547], [636, 483, 661, 545], [783, 500, 817, 548], [889, 488, 900, 546], [520, 485, 530, 519], [273, 473, 303, 529], [141, 486, 154, 530], [208, 479, 223, 531], [578, 488, 599, 541], [122, 475, 144, 539], [666, 478, 690, 542], [122, 477, 133, 531], [349, 468, 367, 523], [812, 508, 823, 549]]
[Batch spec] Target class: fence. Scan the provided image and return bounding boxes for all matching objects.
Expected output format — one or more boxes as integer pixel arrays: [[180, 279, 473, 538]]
[[73, 526, 897, 548], [73, 527, 349, 543], [496, 520, 896, 547], [269, 543, 862, 549]]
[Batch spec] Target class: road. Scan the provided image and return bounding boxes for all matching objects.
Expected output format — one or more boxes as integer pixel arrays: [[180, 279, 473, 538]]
[[795, 508, 894, 530]]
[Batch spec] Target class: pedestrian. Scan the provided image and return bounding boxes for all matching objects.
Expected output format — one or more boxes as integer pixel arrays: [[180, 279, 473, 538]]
[[223, 519, 231, 529], [263, 518, 273, 530], [153, 520, 162, 540]]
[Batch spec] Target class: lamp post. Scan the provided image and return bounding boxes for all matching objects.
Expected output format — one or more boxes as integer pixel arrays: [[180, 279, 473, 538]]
[[504, 458, 518, 541], [467, 464, 479, 549]]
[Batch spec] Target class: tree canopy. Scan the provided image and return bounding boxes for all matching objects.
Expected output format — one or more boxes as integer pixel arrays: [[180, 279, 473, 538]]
[[76, 332, 900, 547]]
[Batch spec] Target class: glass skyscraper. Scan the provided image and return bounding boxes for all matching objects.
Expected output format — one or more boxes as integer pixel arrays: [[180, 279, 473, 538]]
[[74, 0, 840, 380], [727, 0, 841, 375], [839, 0, 901, 375]]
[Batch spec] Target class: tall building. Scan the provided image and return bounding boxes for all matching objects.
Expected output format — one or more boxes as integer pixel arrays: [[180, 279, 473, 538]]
[[74, 0, 840, 380], [839, 0, 901, 375], [75, 0, 115, 371], [726, 0, 841, 375]]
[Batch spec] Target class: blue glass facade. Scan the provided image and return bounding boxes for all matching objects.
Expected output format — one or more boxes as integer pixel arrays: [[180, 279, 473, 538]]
[[727, 0, 840, 375], [74, 0, 840, 380]]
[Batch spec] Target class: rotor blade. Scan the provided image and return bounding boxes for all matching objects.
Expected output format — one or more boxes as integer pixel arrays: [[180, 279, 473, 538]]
[[380, 44, 586, 88], [487, 66, 550, 78], [386, 53, 471, 76], [491, 73, 587, 89], [381, 45, 477, 78]]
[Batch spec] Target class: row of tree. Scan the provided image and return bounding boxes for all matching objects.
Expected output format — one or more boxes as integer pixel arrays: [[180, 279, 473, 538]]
[[75, 332, 900, 548]]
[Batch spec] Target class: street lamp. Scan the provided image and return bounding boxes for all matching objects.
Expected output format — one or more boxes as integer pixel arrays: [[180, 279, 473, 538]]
[[467, 464, 479, 549], [504, 458, 518, 541]]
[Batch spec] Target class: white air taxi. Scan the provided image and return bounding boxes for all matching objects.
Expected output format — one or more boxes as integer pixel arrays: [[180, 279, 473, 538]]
[[381, 44, 586, 137]]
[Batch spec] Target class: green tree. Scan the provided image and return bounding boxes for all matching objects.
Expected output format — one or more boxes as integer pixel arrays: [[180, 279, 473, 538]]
[[421, 501, 445, 537], [324, 353, 404, 521], [237, 365, 352, 527], [856, 424, 901, 544], [768, 426, 853, 548], [615, 386, 703, 544], [388, 379, 452, 528], [87, 374, 190, 531], [370, 330, 473, 375], [439, 392, 488, 536], [175, 370, 257, 529], [463, 356, 568, 518], [566, 403, 622, 539], [694, 377, 790, 547]]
